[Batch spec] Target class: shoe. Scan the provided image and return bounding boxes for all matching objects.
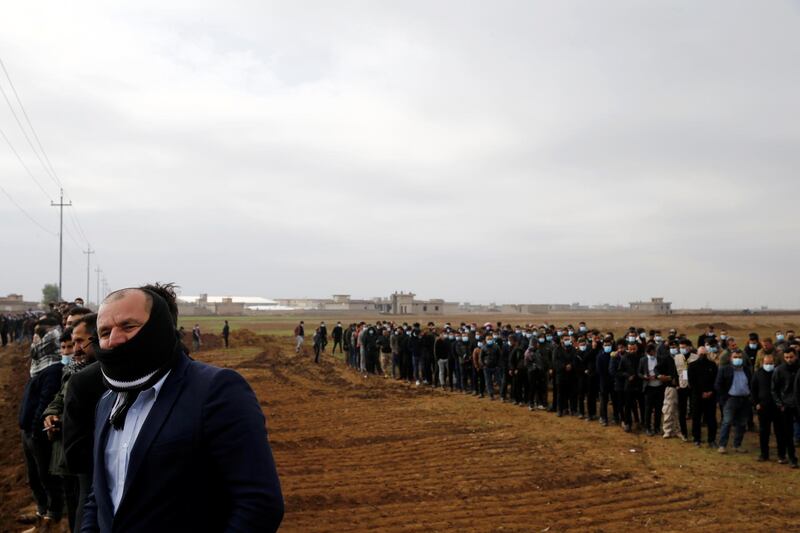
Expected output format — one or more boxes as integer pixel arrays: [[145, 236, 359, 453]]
[[708, 441, 718, 448], [778, 458, 788, 464], [680, 435, 689, 442], [791, 462, 799, 469], [663, 434, 674, 439], [529, 405, 534, 411], [557, 412, 563, 418], [623, 424, 631, 433], [734, 448, 748, 454], [757, 456, 768, 462], [694, 441, 702, 448], [646, 430, 655, 437], [601, 421, 608, 427], [416, 380, 421, 386], [537, 405, 547, 411], [718, 447, 727, 454]]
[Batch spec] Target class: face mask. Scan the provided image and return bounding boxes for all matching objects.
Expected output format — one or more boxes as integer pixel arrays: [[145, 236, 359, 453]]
[[538, 338, 545, 343], [748, 343, 758, 349], [640, 333, 647, 339], [557, 331, 563, 337], [763, 364, 775, 372], [732, 358, 744, 367], [720, 335, 727, 340], [546, 335, 553, 341], [476, 335, 482, 340], [579, 326, 587, 333], [708, 347, 718, 353], [579, 345, 587, 352], [448, 335, 454, 340], [564, 340, 572, 347], [603, 346, 612, 353], [515, 330, 521, 334], [679, 348, 687, 355], [487, 340, 494, 346], [61, 355, 72, 365], [627, 336, 636, 343], [654, 336, 663, 342], [506, 341, 512, 347], [670, 348, 678, 355], [568, 330, 574, 336], [477, 342, 484, 348], [461, 337, 467, 342], [776, 335, 785, 341]]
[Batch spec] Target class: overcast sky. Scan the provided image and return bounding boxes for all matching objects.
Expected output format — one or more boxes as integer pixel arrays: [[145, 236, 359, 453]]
[[1, 1, 798, 309]]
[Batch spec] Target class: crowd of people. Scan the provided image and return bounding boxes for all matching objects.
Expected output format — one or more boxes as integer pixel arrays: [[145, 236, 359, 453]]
[[12, 288, 282, 533], [300, 319, 800, 467]]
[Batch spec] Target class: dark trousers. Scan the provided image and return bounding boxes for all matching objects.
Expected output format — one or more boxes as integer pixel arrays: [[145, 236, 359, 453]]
[[511, 370, 527, 403], [500, 369, 512, 400], [780, 407, 798, 463], [612, 390, 624, 423], [579, 375, 598, 418], [223, 335, 229, 348], [313, 343, 321, 363], [557, 377, 574, 414], [63, 475, 79, 531], [757, 404, 785, 460], [473, 367, 485, 395], [692, 395, 718, 444], [549, 373, 559, 411], [599, 388, 616, 422], [332, 339, 342, 354], [678, 387, 690, 437], [528, 369, 547, 407], [21, 431, 63, 520], [644, 385, 666, 432]]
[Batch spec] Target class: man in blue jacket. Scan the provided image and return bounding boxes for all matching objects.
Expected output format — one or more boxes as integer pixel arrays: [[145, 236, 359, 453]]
[[20, 317, 64, 530], [81, 287, 283, 532]]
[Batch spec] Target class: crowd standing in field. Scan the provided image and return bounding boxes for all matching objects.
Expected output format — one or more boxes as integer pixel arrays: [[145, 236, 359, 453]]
[[10, 288, 282, 533], [304, 319, 800, 467]]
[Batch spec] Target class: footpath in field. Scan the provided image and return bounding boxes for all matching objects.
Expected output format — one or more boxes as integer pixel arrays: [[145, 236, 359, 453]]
[[2, 332, 799, 532]]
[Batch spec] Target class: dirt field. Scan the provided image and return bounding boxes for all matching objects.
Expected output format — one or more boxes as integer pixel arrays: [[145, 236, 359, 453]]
[[3, 314, 800, 531]]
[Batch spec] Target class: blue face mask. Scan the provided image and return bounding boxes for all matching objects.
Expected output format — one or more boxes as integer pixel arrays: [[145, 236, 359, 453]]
[[732, 358, 744, 367], [61, 355, 72, 365], [546, 335, 553, 341], [679, 348, 688, 355], [708, 347, 718, 353], [538, 338, 545, 344], [603, 346, 612, 353], [670, 348, 678, 355], [487, 340, 494, 346], [763, 364, 775, 372], [578, 345, 587, 352], [777, 335, 785, 342], [477, 342, 484, 348], [564, 340, 572, 347], [462, 337, 468, 342]]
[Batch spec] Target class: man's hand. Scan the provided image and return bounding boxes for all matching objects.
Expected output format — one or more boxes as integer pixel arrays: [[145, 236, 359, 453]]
[[43, 415, 60, 440]]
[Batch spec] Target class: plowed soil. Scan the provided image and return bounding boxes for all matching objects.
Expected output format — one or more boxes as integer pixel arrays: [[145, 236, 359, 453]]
[[3, 329, 800, 532]]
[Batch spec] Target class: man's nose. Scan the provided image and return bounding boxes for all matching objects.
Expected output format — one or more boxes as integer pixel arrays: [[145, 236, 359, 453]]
[[107, 328, 127, 348]]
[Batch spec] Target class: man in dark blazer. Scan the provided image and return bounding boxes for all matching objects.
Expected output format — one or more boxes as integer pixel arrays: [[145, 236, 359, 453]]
[[81, 287, 283, 532]]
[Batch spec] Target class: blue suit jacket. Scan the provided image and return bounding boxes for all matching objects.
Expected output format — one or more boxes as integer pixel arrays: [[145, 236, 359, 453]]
[[82, 353, 283, 532]]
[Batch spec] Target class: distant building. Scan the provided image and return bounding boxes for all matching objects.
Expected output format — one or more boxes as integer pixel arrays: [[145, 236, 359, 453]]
[[629, 297, 672, 315], [0, 294, 39, 313], [178, 294, 294, 316]]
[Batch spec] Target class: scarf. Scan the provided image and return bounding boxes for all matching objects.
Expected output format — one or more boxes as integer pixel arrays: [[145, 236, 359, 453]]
[[30, 327, 63, 377], [94, 289, 180, 430]]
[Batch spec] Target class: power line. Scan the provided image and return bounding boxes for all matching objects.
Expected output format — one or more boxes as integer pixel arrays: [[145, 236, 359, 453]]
[[0, 58, 61, 190], [0, 124, 53, 201], [0, 184, 57, 236], [0, 56, 61, 187]]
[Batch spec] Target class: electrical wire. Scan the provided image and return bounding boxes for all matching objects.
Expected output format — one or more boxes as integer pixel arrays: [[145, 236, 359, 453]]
[[0, 183, 57, 236]]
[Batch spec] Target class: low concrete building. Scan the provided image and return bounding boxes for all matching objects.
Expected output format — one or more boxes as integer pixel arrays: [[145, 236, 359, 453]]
[[0, 294, 39, 313], [629, 297, 672, 315]]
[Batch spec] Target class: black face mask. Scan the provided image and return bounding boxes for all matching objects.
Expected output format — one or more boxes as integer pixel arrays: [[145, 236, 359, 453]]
[[94, 289, 180, 429]]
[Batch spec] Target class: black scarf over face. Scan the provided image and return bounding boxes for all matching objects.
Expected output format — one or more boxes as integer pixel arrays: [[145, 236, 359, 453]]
[[94, 289, 180, 430]]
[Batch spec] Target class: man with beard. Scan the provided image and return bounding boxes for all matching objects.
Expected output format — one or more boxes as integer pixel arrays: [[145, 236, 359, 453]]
[[772, 347, 799, 468], [81, 288, 283, 531]]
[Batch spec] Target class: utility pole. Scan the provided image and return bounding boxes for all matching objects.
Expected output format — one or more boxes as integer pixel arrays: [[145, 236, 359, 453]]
[[95, 266, 101, 306], [83, 246, 94, 305], [50, 188, 71, 301], [102, 277, 108, 299]]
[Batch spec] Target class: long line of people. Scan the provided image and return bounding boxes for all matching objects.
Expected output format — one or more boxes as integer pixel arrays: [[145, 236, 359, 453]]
[[304, 320, 800, 468]]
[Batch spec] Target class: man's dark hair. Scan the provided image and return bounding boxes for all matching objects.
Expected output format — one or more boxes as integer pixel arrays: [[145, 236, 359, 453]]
[[60, 327, 73, 343], [73, 313, 98, 337], [68, 306, 92, 318], [38, 317, 59, 327], [139, 282, 179, 326]]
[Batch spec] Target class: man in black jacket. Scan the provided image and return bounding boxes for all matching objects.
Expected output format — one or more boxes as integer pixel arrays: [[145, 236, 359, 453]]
[[553, 336, 576, 417], [715, 350, 752, 453], [771, 347, 799, 467], [689, 347, 719, 447], [481, 334, 502, 400], [752, 354, 784, 462], [331, 322, 343, 355]]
